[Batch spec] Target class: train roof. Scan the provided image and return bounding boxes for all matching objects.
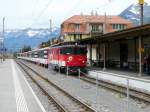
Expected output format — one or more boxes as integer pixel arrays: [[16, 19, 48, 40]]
[[18, 44, 86, 54], [17, 47, 50, 54], [50, 44, 86, 48], [30, 47, 50, 52]]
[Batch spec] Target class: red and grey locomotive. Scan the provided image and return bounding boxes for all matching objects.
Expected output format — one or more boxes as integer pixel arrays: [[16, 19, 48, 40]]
[[18, 44, 87, 73], [49, 45, 87, 73]]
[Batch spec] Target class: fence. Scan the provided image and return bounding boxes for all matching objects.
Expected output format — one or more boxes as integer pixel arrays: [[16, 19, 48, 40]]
[[47, 65, 150, 112]]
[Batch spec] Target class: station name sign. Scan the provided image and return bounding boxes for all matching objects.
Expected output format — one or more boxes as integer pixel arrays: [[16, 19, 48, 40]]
[[139, 0, 144, 5]]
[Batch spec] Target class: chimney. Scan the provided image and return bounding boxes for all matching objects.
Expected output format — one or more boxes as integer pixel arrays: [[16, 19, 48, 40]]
[[91, 10, 94, 16], [103, 12, 107, 34], [80, 12, 83, 16], [95, 11, 98, 16]]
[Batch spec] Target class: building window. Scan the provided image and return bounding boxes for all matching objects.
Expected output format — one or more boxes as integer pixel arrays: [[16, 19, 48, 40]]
[[74, 34, 76, 40], [75, 24, 80, 30], [74, 34, 82, 40], [91, 25, 99, 32], [112, 24, 126, 30]]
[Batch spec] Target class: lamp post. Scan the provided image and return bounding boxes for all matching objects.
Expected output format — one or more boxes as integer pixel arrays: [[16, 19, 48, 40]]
[[138, 0, 144, 76], [139, 0, 144, 25]]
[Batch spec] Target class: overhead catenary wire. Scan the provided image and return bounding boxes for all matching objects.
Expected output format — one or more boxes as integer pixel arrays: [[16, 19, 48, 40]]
[[31, 0, 40, 19], [28, 0, 112, 28], [11, 0, 53, 39], [29, 0, 53, 28]]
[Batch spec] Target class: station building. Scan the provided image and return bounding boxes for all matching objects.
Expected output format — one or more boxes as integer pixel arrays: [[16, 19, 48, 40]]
[[61, 15, 133, 66], [79, 25, 150, 76], [61, 15, 133, 42], [61, 15, 150, 76]]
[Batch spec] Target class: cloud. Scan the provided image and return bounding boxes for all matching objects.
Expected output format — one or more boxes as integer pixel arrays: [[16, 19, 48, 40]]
[[1, 0, 150, 29]]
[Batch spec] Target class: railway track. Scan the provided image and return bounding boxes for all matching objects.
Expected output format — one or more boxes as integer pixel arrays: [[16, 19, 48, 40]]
[[79, 73, 150, 103], [16, 60, 96, 112]]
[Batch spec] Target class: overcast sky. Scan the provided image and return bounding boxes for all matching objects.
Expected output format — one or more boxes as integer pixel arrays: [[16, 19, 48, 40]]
[[0, 0, 150, 29]]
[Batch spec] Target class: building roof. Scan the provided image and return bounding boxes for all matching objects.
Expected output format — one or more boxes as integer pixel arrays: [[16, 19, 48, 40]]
[[62, 15, 132, 24]]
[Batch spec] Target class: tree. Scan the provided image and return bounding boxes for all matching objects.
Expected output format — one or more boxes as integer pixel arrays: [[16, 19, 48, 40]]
[[21, 45, 31, 52]]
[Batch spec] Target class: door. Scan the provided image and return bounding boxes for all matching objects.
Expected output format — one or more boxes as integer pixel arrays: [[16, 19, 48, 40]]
[[120, 43, 128, 68]]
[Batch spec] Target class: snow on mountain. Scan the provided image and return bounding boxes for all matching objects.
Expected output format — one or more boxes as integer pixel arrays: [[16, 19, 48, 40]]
[[27, 30, 39, 37], [4, 28, 60, 52], [119, 2, 150, 26]]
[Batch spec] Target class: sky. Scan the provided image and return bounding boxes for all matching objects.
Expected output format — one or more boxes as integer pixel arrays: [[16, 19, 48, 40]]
[[0, 0, 150, 29]]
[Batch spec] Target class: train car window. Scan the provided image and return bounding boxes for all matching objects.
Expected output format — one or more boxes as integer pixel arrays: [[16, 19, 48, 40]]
[[44, 50, 47, 54], [44, 55, 48, 59], [38, 50, 44, 58], [32, 53, 34, 57]]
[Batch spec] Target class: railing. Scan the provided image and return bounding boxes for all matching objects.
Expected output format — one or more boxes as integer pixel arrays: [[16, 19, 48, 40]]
[[47, 63, 150, 112], [77, 68, 150, 112]]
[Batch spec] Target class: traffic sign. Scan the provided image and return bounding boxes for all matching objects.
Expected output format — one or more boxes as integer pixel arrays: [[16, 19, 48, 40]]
[[0, 38, 4, 42], [138, 48, 144, 53], [0, 48, 7, 52]]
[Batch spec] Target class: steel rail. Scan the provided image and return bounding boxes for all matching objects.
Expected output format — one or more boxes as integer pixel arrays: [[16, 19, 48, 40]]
[[17, 61, 69, 112], [17, 60, 96, 112], [79, 72, 150, 103]]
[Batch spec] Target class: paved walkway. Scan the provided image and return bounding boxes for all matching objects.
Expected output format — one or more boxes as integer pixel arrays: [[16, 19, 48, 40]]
[[0, 59, 46, 112]]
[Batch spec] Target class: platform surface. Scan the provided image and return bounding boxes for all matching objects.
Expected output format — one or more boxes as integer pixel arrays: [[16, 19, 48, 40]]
[[0, 59, 46, 112], [88, 68, 150, 93]]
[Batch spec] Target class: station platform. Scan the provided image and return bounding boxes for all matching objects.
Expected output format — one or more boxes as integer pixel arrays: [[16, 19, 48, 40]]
[[0, 59, 46, 112], [88, 67, 150, 93]]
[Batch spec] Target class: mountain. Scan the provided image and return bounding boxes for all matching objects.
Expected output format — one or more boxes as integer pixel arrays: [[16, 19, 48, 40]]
[[4, 27, 60, 52], [120, 2, 150, 26]]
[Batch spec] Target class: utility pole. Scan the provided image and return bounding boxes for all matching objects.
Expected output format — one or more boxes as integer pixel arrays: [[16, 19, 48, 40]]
[[2, 17, 5, 61], [50, 19, 52, 34], [104, 12, 107, 34], [138, 0, 144, 76], [140, 0, 144, 25]]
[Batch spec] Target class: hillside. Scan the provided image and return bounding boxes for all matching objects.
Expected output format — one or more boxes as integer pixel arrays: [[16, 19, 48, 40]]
[[120, 2, 150, 26], [4, 27, 60, 52]]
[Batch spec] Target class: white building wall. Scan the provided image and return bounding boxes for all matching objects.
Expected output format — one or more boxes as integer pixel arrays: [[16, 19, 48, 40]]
[[87, 44, 97, 61], [87, 45, 90, 60], [92, 45, 97, 60]]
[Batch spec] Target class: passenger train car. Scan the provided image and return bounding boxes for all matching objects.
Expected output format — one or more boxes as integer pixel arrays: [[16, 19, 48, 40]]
[[17, 45, 87, 73], [17, 47, 49, 65]]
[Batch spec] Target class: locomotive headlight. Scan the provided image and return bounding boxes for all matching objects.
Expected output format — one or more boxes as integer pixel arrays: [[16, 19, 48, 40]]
[[68, 56, 73, 61]]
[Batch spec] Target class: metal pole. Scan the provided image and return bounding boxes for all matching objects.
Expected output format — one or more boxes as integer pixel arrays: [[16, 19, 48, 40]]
[[50, 19, 52, 34], [96, 72, 99, 111], [104, 12, 107, 34], [138, 3, 144, 77], [67, 66, 68, 77], [103, 43, 106, 71], [59, 65, 60, 73], [126, 78, 129, 112], [90, 44, 92, 66], [58, 62, 60, 74], [78, 68, 80, 80], [140, 4, 144, 25], [139, 37, 143, 77], [2, 17, 5, 61]]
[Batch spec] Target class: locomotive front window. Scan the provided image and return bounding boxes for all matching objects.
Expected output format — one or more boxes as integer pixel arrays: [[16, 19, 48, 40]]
[[60, 47, 73, 54], [60, 47, 86, 55], [75, 47, 87, 55]]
